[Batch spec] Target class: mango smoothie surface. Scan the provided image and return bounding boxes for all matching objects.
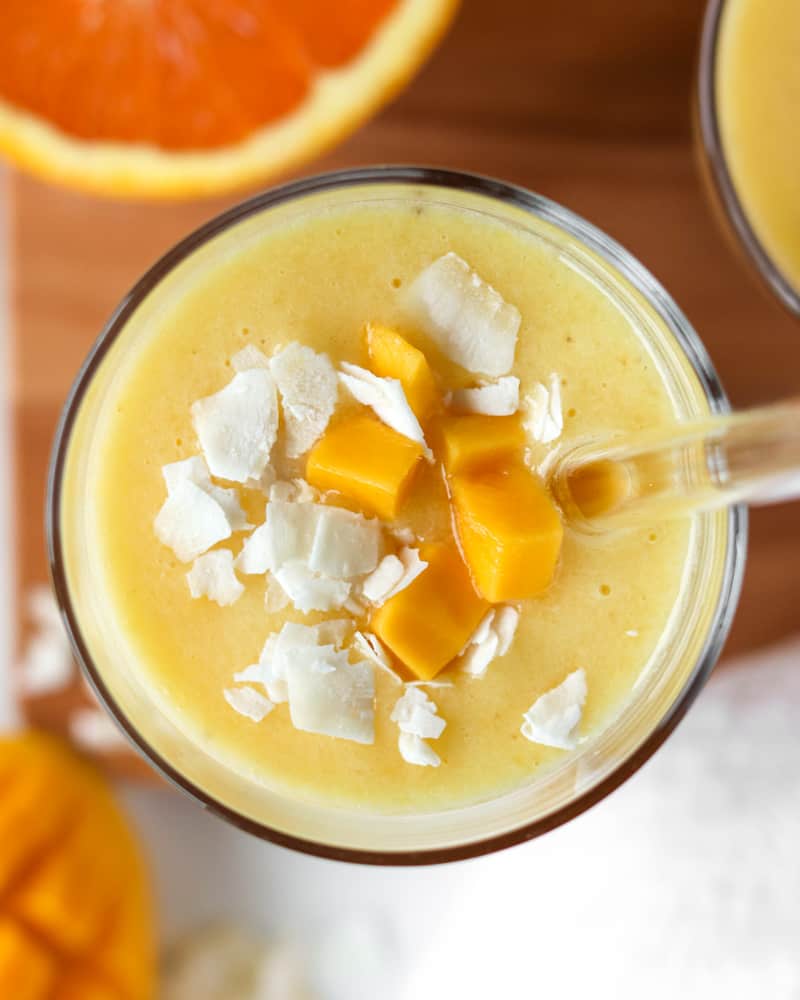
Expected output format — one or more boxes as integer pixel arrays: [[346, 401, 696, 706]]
[[716, 0, 800, 293], [81, 195, 698, 814]]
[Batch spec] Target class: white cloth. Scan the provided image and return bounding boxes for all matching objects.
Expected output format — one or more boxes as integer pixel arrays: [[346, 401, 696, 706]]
[[117, 639, 800, 1000]]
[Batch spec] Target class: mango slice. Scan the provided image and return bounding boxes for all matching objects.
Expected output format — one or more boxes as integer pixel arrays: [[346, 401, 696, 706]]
[[306, 412, 424, 520], [371, 541, 488, 680], [366, 323, 439, 421], [450, 466, 564, 601], [0, 733, 156, 1000], [0, 919, 55, 1000], [437, 413, 526, 474]]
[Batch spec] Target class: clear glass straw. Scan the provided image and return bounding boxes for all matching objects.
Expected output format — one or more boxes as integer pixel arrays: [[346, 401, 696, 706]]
[[550, 398, 800, 533]]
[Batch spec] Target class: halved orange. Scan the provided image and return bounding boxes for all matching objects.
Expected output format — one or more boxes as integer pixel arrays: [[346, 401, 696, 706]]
[[0, 0, 459, 199]]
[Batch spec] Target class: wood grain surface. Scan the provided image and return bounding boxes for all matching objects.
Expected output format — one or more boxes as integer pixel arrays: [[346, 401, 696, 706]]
[[10, 0, 799, 772]]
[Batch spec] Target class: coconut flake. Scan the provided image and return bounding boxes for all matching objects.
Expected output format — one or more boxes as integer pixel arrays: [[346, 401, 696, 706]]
[[235, 523, 271, 575], [522, 373, 563, 444], [309, 506, 381, 579], [186, 550, 244, 607], [361, 555, 405, 604], [264, 575, 290, 612], [192, 369, 278, 483], [155, 479, 232, 562], [270, 343, 338, 458], [410, 252, 520, 376], [391, 525, 417, 546], [398, 733, 441, 767], [494, 605, 520, 656], [162, 455, 251, 532], [352, 631, 403, 684], [69, 707, 127, 752], [291, 478, 319, 503], [274, 563, 351, 613], [449, 376, 520, 416], [339, 363, 430, 455], [392, 686, 446, 765], [521, 668, 587, 749], [458, 606, 519, 677], [286, 649, 375, 744], [231, 344, 270, 372], [224, 686, 274, 723]]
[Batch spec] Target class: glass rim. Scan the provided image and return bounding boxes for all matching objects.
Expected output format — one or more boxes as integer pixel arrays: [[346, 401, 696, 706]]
[[46, 166, 748, 865], [696, 0, 800, 319]]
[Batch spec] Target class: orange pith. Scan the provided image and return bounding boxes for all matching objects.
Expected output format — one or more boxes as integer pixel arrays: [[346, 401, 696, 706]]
[[0, 1, 399, 151]]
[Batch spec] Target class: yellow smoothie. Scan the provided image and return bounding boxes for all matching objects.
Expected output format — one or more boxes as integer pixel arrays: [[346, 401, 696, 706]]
[[716, 0, 800, 292], [66, 194, 703, 814]]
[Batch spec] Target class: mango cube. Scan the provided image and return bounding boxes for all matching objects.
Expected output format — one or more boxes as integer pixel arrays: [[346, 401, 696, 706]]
[[450, 466, 564, 601], [306, 413, 424, 520], [437, 413, 526, 474], [371, 542, 489, 680], [366, 323, 439, 420]]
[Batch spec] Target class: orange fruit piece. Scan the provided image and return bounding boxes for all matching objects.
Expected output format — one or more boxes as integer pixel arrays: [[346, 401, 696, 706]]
[[365, 323, 440, 421], [0, 0, 459, 198], [0, 732, 156, 1000], [371, 541, 488, 680], [450, 464, 564, 602], [306, 411, 424, 520]]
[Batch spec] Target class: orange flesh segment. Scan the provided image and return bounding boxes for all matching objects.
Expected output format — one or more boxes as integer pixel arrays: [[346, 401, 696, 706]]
[[371, 541, 489, 680], [437, 413, 526, 475], [366, 323, 439, 420], [450, 465, 564, 602], [0, 0, 398, 150], [306, 412, 424, 520]]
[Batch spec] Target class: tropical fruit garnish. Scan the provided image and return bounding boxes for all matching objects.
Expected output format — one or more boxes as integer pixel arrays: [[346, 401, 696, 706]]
[[0, 732, 156, 999]]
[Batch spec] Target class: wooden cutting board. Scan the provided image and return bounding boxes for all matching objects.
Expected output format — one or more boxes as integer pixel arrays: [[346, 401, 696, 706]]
[[11, 0, 800, 776]]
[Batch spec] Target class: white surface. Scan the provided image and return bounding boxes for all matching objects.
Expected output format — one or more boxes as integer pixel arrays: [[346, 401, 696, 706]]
[[114, 640, 800, 999], [1, 179, 798, 997]]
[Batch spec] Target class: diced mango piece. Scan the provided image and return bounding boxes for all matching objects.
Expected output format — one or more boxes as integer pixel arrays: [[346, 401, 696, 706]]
[[306, 413, 424, 520], [565, 458, 631, 519], [366, 323, 439, 420], [450, 466, 564, 601], [437, 413, 526, 474], [371, 542, 488, 680], [0, 918, 55, 1000]]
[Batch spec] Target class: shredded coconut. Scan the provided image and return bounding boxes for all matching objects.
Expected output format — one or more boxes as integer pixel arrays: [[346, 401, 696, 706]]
[[192, 369, 278, 482], [231, 344, 270, 372], [286, 649, 375, 744], [154, 479, 232, 562], [493, 604, 520, 656], [398, 732, 441, 767], [449, 376, 520, 416], [186, 550, 244, 606], [352, 631, 403, 684], [162, 455, 251, 532], [264, 575, 290, 612], [224, 686, 274, 723], [361, 555, 405, 604], [308, 506, 381, 579], [522, 373, 563, 444], [521, 668, 587, 749], [339, 362, 430, 454], [409, 252, 520, 376], [273, 562, 351, 613], [391, 686, 446, 766], [270, 342, 338, 458]]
